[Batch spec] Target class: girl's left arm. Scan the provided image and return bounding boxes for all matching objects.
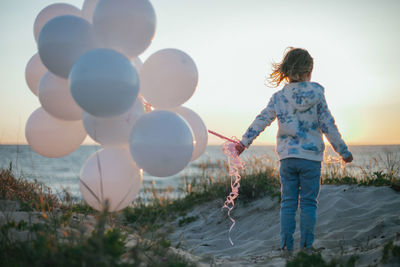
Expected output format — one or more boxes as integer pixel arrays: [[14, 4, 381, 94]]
[[317, 93, 352, 159], [240, 96, 277, 148]]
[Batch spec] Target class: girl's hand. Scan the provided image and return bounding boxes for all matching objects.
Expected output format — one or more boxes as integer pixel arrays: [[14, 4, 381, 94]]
[[342, 153, 353, 163], [235, 142, 246, 156]]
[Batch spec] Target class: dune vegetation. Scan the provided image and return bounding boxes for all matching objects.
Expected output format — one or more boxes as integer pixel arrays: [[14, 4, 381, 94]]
[[1, 153, 399, 266]]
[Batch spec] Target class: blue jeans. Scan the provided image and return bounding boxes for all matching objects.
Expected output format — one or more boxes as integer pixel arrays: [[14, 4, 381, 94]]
[[279, 158, 321, 250]]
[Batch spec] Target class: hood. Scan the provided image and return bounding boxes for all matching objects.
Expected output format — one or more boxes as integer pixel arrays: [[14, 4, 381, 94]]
[[282, 82, 324, 112]]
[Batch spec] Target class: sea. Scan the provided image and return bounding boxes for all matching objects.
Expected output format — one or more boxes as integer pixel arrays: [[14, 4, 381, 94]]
[[0, 145, 399, 200]]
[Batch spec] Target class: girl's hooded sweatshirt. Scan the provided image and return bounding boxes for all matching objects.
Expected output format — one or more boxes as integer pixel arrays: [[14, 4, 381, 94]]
[[241, 82, 351, 162]]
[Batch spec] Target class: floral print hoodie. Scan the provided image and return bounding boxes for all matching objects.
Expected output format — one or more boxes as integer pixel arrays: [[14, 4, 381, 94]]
[[241, 82, 351, 162]]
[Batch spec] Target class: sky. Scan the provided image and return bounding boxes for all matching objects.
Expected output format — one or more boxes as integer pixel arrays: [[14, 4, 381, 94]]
[[0, 0, 399, 145]]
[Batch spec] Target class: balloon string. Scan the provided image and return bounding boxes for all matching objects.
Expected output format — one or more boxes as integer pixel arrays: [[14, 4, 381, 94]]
[[208, 130, 240, 145], [219, 137, 245, 246], [138, 94, 152, 112], [93, 121, 105, 207]]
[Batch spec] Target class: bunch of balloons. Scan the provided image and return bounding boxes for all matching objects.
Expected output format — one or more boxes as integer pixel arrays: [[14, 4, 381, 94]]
[[25, 0, 208, 212]]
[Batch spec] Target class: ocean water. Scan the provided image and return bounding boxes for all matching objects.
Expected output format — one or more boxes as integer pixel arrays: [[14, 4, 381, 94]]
[[0, 145, 399, 199]]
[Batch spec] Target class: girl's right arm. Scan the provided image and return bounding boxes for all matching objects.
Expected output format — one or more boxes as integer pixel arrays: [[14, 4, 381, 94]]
[[240, 96, 277, 148]]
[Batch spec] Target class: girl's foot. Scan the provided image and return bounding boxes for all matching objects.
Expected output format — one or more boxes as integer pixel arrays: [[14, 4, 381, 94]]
[[280, 248, 294, 259], [301, 247, 322, 255]]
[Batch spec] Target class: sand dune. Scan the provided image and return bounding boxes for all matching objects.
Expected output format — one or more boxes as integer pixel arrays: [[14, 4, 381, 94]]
[[168, 185, 400, 266]]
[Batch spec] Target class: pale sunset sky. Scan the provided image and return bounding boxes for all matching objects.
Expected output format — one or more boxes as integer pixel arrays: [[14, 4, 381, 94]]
[[0, 0, 399, 145]]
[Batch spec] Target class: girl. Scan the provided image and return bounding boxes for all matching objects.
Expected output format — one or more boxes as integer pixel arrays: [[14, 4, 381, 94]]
[[235, 47, 353, 253]]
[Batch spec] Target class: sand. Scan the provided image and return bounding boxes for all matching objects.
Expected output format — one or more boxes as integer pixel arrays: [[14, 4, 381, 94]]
[[168, 185, 400, 266]]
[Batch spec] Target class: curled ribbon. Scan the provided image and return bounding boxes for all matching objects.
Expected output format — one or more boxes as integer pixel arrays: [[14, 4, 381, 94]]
[[324, 154, 347, 170], [208, 130, 245, 245]]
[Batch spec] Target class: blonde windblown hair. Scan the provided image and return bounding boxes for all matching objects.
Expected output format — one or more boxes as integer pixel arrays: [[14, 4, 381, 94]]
[[268, 47, 314, 87]]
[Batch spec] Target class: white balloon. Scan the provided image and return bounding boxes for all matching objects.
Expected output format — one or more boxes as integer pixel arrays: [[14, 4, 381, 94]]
[[38, 15, 95, 78], [140, 49, 198, 109], [38, 72, 82, 121], [70, 48, 140, 117], [93, 0, 156, 58], [25, 108, 86, 158], [130, 110, 194, 177], [25, 53, 47, 96], [33, 3, 81, 42], [83, 99, 144, 148], [79, 148, 142, 212], [170, 107, 208, 161], [81, 0, 99, 23]]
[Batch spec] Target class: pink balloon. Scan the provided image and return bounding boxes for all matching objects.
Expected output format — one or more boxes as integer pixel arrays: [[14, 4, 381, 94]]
[[170, 106, 208, 161], [140, 49, 198, 108], [38, 72, 82, 121], [93, 0, 156, 58], [25, 53, 47, 96], [25, 108, 86, 158], [79, 148, 142, 211], [34, 3, 81, 42], [82, 99, 144, 148], [81, 0, 99, 23]]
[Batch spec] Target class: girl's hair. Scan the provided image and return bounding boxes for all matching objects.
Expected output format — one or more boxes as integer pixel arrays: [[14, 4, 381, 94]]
[[268, 47, 314, 87]]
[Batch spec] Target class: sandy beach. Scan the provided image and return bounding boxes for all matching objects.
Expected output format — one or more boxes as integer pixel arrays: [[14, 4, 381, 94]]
[[167, 185, 400, 266]]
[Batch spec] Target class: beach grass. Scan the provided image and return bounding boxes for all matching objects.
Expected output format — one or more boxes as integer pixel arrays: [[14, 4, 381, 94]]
[[321, 149, 400, 190], [286, 251, 359, 267], [0, 208, 194, 266], [381, 240, 400, 264], [286, 239, 400, 267], [0, 164, 59, 212], [0, 167, 195, 267], [123, 158, 281, 231]]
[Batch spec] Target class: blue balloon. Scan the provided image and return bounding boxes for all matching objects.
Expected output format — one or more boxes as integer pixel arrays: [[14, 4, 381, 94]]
[[38, 15, 95, 78], [70, 48, 139, 117]]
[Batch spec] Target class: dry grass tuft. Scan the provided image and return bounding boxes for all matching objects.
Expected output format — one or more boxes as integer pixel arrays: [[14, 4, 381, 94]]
[[0, 165, 59, 211]]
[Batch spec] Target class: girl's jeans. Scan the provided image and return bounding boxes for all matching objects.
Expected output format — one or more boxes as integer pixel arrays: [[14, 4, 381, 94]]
[[279, 158, 321, 250]]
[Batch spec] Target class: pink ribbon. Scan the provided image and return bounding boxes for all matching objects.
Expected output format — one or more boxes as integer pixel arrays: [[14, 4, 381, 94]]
[[208, 130, 245, 245], [208, 130, 240, 145], [138, 94, 153, 112]]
